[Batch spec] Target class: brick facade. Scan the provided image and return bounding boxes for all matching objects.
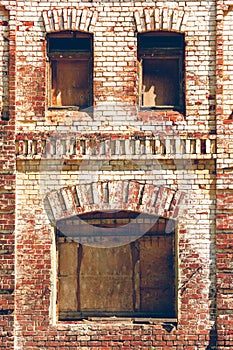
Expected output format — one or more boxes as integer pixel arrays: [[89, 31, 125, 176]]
[[0, 0, 233, 349]]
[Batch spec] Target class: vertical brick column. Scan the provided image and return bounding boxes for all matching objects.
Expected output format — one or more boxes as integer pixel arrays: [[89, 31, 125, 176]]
[[216, 1, 233, 348], [216, 121, 233, 349], [0, 9, 16, 350]]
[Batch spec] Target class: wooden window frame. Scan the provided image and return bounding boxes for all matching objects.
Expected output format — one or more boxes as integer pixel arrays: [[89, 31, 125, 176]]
[[137, 31, 185, 114], [46, 31, 93, 110]]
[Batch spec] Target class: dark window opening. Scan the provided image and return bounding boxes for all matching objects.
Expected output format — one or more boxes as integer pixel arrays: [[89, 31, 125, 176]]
[[137, 31, 185, 113], [56, 211, 177, 321], [46, 31, 93, 109]]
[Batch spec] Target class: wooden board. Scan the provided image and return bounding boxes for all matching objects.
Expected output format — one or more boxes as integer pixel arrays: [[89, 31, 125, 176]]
[[51, 59, 89, 107], [79, 245, 133, 312], [139, 235, 175, 315], [58, 228, 176, 317], [59, 242, 78, 311]]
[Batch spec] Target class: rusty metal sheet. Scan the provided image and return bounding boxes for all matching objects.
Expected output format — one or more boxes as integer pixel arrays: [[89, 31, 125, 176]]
[[80, 245, 133, 311]]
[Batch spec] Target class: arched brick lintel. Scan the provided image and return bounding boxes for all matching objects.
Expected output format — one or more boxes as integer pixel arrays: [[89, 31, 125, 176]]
[[134, 7, 189, 33], [46, 180, 186, 224], [42, 7, 98, 33]]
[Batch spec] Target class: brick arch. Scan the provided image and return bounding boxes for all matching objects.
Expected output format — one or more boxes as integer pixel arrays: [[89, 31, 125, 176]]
[[134, 6, 189, 33], [42, 7, 98, 33], [45, 180, 186, 223]]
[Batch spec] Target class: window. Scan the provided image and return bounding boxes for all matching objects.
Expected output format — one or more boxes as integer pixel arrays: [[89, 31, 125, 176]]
[[137, 31, 185, 113], [56, 212, 177, 320], [46, 31, 93, 109]]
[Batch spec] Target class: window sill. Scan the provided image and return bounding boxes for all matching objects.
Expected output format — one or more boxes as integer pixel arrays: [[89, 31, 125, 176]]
[[48, 106, 81, 111], [59, 311, 177, 323], [140, 106, 184, 113], [83, 317, 178, 325], [141, 105, 175, 110], [56, 316, 178, 329]]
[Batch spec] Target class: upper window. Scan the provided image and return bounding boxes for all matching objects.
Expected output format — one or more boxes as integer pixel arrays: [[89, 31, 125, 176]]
[[137, 31, 185, 113], [56, 212, 177, 321], [46, 31, 93, 109]]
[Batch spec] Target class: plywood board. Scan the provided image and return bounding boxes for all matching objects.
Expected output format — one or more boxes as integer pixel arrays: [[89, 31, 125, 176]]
[[59, 276, 78, 311], [59, 242, 78, 311], [59, 242, 78, 276], [52, 59, 89, 107], [139, 235, 175, 314], [79, 245, 133, 311]]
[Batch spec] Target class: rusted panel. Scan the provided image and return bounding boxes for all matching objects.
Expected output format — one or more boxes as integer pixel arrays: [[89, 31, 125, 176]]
[[59, 242, 78, 311], [139, 235, 175, 315], [51, 60, 89, 107], [79, 245, 133, 311], [57, 219, 175, 315], [134, 260, 140, 311], [59, 276, 78, 311], [59, 242, 78, 276]]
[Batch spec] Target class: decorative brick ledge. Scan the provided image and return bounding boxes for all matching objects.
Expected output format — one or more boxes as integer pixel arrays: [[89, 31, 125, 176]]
[[46, 180, 186, 223], [42, 7, 98, 33], [16, 134, 216, 159], [134, 6, 188, 33]]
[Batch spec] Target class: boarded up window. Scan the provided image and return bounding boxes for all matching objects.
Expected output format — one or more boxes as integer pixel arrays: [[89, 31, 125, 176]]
[[57, 212, 177, 320], [47, 31, 93, 109], [138, 31, 185, 113]]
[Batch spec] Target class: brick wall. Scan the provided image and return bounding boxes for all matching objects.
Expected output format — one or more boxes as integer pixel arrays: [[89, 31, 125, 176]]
[[0, 3, 15, 350], [1, 0, 233, 348], [216, 1, 233, 348]]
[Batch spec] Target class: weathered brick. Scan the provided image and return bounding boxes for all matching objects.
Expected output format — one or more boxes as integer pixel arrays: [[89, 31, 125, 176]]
[[0, 0, 233, 349]]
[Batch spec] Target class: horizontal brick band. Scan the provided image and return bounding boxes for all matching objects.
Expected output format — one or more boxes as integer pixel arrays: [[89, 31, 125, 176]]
[[16, 134, 216, 159]]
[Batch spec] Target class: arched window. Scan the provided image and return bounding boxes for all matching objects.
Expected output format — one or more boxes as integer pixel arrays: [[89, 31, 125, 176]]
[[46, 31, 93, 109], [137, 31, 185, 113]]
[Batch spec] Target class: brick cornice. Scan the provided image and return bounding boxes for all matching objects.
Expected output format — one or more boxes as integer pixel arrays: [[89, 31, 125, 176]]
[[134, 6, 189, 33], [42, 7, 98, 33], [15, 133, 216, 159]]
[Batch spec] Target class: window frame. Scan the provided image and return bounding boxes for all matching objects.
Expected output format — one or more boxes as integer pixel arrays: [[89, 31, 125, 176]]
[[137, 31, 185, 114], [56, 212, 178, 321], [46, 31, 93, 110]]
